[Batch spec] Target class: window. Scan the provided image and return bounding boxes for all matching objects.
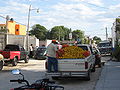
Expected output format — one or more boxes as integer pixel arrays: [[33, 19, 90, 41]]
[[20, 46, 25, 51], [78, 46, 88, 51], [16, 29, 19, 31]]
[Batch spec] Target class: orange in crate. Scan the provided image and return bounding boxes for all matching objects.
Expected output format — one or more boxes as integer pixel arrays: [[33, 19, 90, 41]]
[[83, 51, 90, 57], [62, 44, 69, 48]]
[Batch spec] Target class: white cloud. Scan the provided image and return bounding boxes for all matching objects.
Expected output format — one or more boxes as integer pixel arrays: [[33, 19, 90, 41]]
[[88, 0, 103, 6], [51, 3, 106, 24], [36, 1, 112, 40], [109, 3, 120, 10], [64, 0, 103, 6], [98, 18, 114, 26], [0, 0, 117, 40], [6, 1, 29, 13]]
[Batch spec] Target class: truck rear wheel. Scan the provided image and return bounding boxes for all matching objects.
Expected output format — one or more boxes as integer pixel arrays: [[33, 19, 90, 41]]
[[0, 61, 3, 71], [52, 77, 59, 80], [24, 55, 29, 63], [91, 64, 96, 72], [12, 57, 18, 66], [98, 63, 101, 68], [85, 71, 90, 81]]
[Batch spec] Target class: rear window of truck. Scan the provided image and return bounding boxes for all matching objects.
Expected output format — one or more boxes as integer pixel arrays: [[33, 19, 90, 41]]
[[78, 46, 88, 51], [4, 45, 19, 51]]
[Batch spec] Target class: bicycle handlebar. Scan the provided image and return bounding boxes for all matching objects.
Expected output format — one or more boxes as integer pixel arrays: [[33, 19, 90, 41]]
[[10, 79, 30, 86], [10, 80, 19, 82]]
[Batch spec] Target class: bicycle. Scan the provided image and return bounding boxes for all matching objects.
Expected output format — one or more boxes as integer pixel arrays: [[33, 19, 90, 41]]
[[10, 69, 64, 90]]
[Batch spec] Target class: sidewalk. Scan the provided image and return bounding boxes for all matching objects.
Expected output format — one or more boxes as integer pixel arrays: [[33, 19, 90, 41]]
[[95, 60, 120, 90]]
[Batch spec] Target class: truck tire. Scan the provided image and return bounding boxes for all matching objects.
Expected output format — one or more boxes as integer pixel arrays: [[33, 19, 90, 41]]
[[12, 57, 18, 66], [85, 71, 90, 81], [98, 63, 101, 68], [0, 61, 3, 71], [91, 64, 96, 72], [24, 55, 29, 63]]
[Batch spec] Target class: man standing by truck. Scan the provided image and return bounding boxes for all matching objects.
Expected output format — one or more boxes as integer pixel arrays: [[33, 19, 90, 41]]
[[46, 40, 58, 72], [29, 44, 34, 58]]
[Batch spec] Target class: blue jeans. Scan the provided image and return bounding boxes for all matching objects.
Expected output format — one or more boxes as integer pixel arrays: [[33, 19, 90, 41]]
[[47, 57, 58, 72]]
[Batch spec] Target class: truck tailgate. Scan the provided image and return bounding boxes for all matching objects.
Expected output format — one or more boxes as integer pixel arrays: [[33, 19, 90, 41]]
[[0, 51, 10, 58], [58, 59, 86, 71]]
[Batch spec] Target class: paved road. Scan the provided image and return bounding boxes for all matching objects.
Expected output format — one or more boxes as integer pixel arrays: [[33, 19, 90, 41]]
[[0, 56, 110, 90], [0, 59, 46, 90]]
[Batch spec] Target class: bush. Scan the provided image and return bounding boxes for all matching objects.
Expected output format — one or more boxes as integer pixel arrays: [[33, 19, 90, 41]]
[[113, 46, 120, 61]]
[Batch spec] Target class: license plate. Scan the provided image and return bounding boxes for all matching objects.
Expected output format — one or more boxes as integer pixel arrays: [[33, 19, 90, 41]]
[[62, 72, 70, 76]]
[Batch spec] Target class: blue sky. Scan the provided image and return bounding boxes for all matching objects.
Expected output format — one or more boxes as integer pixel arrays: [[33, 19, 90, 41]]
[[0, 0, 120, 40]]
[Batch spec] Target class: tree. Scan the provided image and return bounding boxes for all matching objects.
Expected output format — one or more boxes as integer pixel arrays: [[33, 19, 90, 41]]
[[29, 24, 48, 40], [93, 36, 101, 44], [72, 30, 85, 43], [0, 28, 7, 34], [49, 26, 71, 41]]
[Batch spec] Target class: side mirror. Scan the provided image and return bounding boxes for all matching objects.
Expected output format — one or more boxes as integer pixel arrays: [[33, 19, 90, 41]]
[[12, 69, 20, 75], [93, 51, 96, 55]]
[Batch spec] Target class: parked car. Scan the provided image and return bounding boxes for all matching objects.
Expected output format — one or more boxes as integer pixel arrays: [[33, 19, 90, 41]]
[[93, 48, 101, 67], [34, 46, 47, 60]]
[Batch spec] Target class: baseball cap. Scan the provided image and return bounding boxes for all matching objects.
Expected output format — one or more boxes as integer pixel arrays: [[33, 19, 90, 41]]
[[52, 40, 56, 42]]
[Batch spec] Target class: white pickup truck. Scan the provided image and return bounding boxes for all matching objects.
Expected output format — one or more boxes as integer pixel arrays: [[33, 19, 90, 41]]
[[45, 44, 95, 80]]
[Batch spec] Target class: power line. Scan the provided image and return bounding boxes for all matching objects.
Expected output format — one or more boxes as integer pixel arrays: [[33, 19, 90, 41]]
[[0, 15, 26, 26]]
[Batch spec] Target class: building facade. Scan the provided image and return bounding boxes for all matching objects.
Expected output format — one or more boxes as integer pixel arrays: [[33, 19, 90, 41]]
[[0, 19, 26, 35], [0, 24, 6, 30], [111, 18, 120, 47], [0, 19, 39, 50]]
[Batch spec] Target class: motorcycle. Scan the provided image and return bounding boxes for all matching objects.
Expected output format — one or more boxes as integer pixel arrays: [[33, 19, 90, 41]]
[[10, 69, 64, 90]]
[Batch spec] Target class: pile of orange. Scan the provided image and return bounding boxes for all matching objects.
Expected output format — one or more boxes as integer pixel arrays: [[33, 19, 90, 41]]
[[57, 45, 90, 59]]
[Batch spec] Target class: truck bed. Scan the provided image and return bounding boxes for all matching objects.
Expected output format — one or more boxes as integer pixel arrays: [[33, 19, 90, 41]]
[[57, 55, 92, 71]]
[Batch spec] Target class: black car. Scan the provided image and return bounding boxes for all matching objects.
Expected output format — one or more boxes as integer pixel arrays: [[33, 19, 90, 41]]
[[34, 47, 47, 60]]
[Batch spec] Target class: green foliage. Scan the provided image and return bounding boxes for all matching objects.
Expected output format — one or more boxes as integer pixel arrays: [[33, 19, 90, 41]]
[[116, 18, 120, 23], [0, 29, 7, 34], [93, 36, 101, 44], [29, 24, 48, 40], [49, 26, 71, 41], [72, 30, 85, 43], [83, 38, 88, 44], [113, 46, 120, 61], [30, 24, 101, 43]]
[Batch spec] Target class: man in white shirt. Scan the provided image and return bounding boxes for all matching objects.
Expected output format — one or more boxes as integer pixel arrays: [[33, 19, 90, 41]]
[[29, 44, 34, 58], [46, 40, 58, 72]]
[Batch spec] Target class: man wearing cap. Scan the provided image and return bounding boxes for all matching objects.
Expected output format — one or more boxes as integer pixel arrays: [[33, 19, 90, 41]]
[[46, 40, 58, 72]]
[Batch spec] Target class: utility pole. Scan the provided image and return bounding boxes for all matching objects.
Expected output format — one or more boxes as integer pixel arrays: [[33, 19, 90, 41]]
[[26, 5, 39, 51], [26, 5, 31, 51], [5, 15, 10, 45], [106, 27, 108, 40], [59, 28, 60, 41]]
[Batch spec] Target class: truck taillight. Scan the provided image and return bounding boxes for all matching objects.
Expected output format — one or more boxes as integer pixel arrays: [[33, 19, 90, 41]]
[[10, 88, 14, 90], [85, 62, 88, 69]]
